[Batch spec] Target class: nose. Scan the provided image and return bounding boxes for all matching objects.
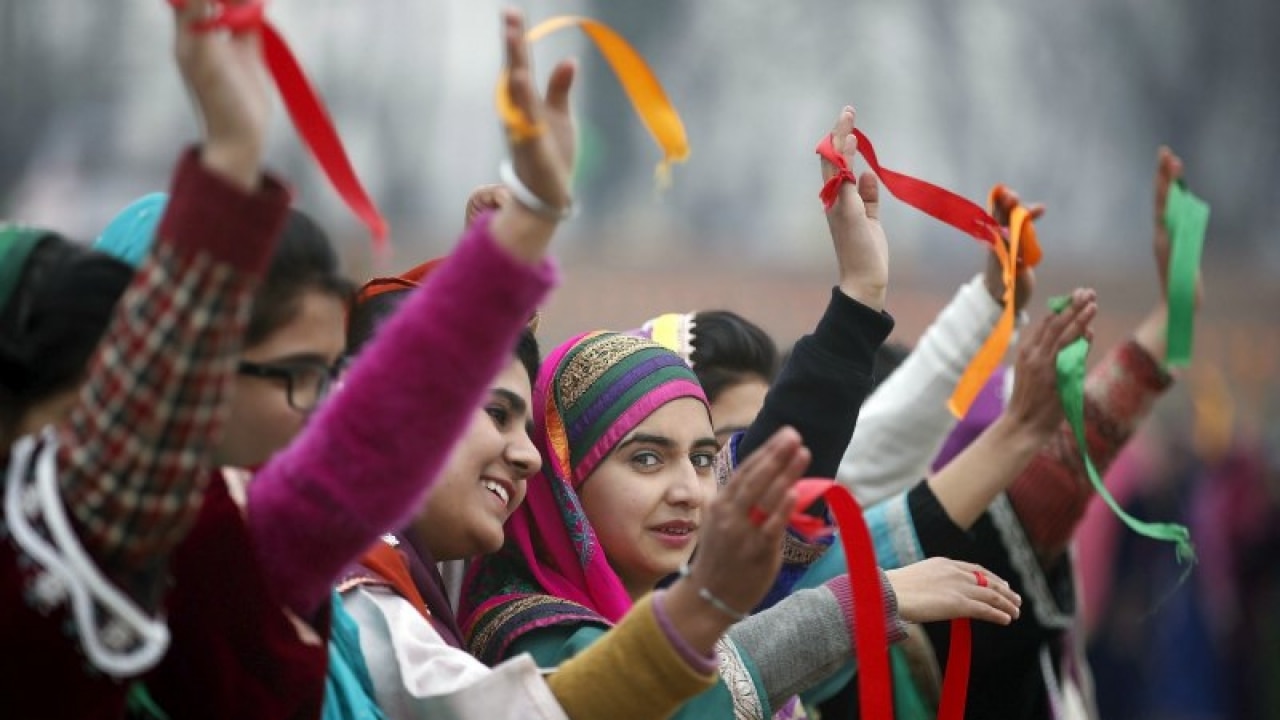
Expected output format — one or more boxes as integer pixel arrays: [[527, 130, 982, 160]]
[[505, 427, 542, 480], [665, 458, 707, 508]]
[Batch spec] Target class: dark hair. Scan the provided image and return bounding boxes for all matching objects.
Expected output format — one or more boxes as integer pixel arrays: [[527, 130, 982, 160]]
[[247, 209, 353, 347], [346, 282, 541, 386], [688, 310, 779, 404], [0, 234, 133, 433], [872, 341, 912, 389]]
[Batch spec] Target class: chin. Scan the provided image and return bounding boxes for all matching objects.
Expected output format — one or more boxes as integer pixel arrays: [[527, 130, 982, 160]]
[[476, 529, 505, 555]]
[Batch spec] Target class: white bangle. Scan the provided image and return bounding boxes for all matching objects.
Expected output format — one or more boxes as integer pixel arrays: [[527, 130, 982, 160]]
[[499, 160, 575, 222], [678, 563, 749, 622]]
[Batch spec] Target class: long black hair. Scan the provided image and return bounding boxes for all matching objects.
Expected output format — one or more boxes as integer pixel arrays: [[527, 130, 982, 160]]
[[0, 231, 133, 438]]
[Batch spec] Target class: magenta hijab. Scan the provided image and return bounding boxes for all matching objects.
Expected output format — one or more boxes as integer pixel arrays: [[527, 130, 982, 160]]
[[459, 331, 708, 663]]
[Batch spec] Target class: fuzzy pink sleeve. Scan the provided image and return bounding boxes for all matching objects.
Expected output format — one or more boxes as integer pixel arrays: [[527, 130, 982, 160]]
[[248, 212, 558, 615]]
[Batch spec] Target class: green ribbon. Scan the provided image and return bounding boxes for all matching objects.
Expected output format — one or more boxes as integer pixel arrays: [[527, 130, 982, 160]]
[[1049, 295, 1196, 566], [1162, 181, 1210, 368], [125, 682, 170, 720]]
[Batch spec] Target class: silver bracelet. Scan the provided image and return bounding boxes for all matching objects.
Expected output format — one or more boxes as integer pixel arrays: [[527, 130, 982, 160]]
[[678, 564, 749, 622], [498, 160, 575, 222]]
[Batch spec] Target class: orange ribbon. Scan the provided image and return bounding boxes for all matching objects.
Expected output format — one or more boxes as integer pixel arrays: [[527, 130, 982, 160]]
[[172, 0, 389, 249], [791, 479, 975, 720], [497, 17, 689, 187], [826, 128, 1042, 416]]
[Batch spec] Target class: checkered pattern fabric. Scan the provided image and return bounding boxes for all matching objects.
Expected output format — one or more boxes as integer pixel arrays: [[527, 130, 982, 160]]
[[47, 149, 289, 608]]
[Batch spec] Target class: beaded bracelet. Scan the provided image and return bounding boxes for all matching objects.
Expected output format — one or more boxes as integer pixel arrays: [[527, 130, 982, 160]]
[[678, 564, 748, 622], [498, 160, 575, 222]]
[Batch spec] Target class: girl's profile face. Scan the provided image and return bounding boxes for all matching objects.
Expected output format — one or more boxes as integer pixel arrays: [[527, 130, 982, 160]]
[[414, 358, 540, 561]]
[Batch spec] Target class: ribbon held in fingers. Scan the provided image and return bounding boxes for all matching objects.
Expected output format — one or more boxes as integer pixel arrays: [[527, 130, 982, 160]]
[[171, 0, 389, 249], [498, 16, 690, 187], [818, 127, 1042, 417], [815, 134, 858, 210], [1162, 181, 1210, 367], [950, 189, 1046, 417], [1048, 295, 1197, 567], [790, 479, 975, 720], [987, 184, 1042, 267]]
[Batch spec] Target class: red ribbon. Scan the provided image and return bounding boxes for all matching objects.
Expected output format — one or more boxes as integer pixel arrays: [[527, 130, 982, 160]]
[[172, 0, 388, 249], [816, 134, 859, 211], [791, 479, 973, 720], [849, 129, 999, 248]]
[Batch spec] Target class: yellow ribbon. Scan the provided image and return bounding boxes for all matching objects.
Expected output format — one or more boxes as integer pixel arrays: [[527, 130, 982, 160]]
[[497, 16, 690, 187]]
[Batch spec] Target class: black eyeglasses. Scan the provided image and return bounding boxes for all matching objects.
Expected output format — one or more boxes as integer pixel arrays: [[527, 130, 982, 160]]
[[237, 358, 346, 412]]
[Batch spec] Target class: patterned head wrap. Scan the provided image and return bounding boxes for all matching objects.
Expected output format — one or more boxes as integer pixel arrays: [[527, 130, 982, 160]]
[[459, 331, 708, 664]]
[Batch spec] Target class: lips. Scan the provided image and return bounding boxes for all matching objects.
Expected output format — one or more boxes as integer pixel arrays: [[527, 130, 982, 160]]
[[650, 519, 697, 536], [481, 478, 512, 509]]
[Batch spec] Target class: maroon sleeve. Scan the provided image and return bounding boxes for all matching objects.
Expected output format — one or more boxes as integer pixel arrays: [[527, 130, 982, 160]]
[[54, 148, 290, 608]]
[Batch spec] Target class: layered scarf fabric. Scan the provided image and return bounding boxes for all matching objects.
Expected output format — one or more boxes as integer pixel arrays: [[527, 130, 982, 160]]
[[459, 332, 708, 665]]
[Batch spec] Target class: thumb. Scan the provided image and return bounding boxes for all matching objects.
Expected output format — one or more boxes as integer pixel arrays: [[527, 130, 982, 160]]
[[858, 171, 880, 220]]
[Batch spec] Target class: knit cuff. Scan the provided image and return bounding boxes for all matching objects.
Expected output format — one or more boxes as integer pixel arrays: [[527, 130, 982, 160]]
[[158, 147, 291, 275], [1116, 338, 1175, 392], [823, 573, 909, 648], [652, 589, 719, 675], [813, 287, 896, 376], [878, 569, 909, 644]]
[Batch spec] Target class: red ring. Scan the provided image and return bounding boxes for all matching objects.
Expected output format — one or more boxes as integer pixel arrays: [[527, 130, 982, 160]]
[[974, 570, 988, 588]]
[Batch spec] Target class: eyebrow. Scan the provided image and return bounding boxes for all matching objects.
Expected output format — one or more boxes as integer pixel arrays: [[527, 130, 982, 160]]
[[615, 433, 720, 454], [492, 388, 529, 417]]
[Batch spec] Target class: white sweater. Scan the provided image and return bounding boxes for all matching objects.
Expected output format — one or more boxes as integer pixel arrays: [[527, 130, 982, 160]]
[[837, 274, 1024, 507]]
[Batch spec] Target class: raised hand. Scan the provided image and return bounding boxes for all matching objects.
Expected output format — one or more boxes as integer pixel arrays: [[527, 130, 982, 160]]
[[1003, 288, 1098, 437], [490, 9, 578, 263], [663, 428, 809, 651], [173, 0, 272, 190], [821, 107, 889, 312], [501, 10, 575, 212], [886, 558, 1022, 625], [983, 186, 1044, 312], [925, 287, 1097, 529], [1153, 146, 1203, 308]]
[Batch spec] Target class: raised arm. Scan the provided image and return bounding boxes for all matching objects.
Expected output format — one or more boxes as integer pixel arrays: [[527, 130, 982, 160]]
[[50, 0, 286, 609], [837, 188, 1039, 507], [247, 9, 577, 617], [1006, 147, 1189, 561], [924, 289, 1096, 530], [737, 107, 894, 477]]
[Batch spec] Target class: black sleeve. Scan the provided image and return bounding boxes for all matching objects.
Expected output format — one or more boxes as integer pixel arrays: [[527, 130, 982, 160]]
[[905, 480, 979, 560], [736, 287, 894, 477]]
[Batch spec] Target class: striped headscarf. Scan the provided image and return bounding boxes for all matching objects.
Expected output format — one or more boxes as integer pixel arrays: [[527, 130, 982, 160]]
[[459, 331, 708, 665]]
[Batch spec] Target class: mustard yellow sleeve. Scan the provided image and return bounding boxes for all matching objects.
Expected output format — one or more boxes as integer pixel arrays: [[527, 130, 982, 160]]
[[545, 594, 717, 719]]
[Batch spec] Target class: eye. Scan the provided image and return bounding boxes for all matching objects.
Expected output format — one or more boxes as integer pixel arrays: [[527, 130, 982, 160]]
[[630, 450, 663, 469], [486, 405, 511, 427], [690, 452, 716, 470]]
